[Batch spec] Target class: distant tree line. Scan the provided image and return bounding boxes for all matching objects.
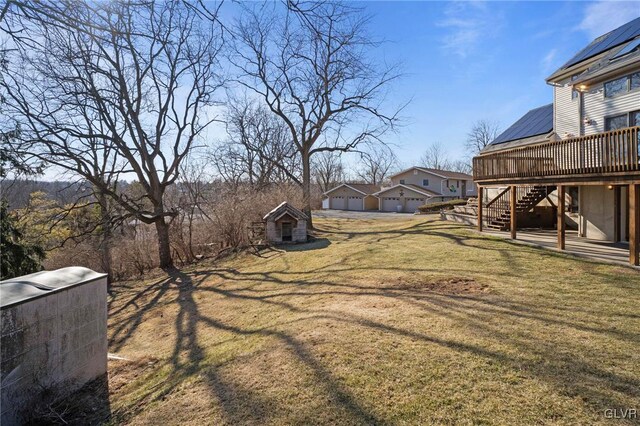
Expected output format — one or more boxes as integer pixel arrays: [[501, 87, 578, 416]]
[[0, 0, 403, 276]]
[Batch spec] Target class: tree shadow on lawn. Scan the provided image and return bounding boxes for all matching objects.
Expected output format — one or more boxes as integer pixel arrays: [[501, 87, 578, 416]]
[[109, 268, 383, 424], [104, 219, 639, 423], [105, 258, 640, 424]]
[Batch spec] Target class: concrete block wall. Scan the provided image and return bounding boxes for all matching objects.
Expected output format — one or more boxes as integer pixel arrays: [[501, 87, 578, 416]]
[[1, 268, 108, 425]]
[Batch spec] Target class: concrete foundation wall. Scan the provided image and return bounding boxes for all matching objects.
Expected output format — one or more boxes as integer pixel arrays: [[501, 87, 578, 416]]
[[579, 185, 615, 241], [1, 268, 108, 425]]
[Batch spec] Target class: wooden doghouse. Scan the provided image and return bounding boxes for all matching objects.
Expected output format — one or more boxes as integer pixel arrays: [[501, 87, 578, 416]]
[[263, 202, 308, 244]]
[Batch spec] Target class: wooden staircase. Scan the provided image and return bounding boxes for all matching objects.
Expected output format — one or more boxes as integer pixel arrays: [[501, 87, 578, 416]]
[[485, 186, 556, 231]]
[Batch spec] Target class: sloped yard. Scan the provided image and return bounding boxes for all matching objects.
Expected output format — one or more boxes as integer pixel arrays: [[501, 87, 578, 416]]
[[103, 214, 640, 425]]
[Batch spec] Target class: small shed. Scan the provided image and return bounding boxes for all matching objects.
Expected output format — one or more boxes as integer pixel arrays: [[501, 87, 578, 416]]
[[264, 202, 308, 244]]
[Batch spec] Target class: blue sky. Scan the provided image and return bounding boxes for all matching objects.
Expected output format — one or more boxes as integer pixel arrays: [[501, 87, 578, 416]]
[[350, 0, 640, 167]]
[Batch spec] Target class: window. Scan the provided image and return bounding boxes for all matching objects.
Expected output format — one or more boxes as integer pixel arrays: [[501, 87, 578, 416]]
[[422, 179, 429, 186], [604, 76, 627, 97], [456, 180, 460, 188], [605, 114, 628, 131], [604, 72, 640, 97], [631, 73, 640, 91], [399, 179, 405, 184], [605, 111, 640, 131]]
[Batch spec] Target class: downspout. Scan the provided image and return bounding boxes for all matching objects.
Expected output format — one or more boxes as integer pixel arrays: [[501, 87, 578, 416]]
[[579, 90, 585, 137]]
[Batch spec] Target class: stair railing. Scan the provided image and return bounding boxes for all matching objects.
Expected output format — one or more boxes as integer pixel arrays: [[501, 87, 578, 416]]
[[485, 187, 510, 224]]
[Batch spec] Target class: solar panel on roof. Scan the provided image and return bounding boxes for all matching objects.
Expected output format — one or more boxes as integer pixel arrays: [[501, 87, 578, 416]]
[[611, 38, 640, 60], [563, 16, 640, 69], [490, 104, 553, 146]]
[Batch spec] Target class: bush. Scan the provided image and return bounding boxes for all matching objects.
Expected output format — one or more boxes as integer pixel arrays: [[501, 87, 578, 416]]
[[417, 199, 467, 214], [34, 181, 309, 281]]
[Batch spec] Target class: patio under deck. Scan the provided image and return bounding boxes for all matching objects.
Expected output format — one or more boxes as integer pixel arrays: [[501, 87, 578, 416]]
[[482, 228, 635, 268]]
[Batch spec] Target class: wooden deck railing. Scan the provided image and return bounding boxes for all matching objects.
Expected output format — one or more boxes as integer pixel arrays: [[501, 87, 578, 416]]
[[473, 126, 640, 183]]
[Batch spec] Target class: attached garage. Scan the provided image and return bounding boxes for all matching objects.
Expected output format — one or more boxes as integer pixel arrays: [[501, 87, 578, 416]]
[[323, 183, 381, 211], [347, 196, 363, 210], [331, 196, 346, 210], [405, 197, 426, 212], [374, 184, 438, 213], [381, 197, 400, 212]]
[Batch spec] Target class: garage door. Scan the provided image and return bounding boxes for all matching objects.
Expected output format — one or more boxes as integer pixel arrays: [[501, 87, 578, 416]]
[[381, 197, 400, 212], [331, 196, 346, 210], [406, 197, 426, 213], [347, 196, 363, 211]]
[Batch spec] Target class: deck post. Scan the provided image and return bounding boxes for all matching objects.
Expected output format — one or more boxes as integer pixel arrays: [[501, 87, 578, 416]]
[[477, 185, 483, 232], [613, 185, 621, 243], [557, 185, 565, 250], [510, 185, 517, 239], [630, 183, 639, 266]]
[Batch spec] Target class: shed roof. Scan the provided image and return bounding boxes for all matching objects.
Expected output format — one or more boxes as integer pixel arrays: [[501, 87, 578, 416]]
[[1, 267, 107, 309], [489, 104, 553, 146], [263, 202, 308, 221]]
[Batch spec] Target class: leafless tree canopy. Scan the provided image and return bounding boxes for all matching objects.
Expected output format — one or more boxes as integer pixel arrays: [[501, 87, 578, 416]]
[[313, 151, 345, 193], [466, 119, 501, 155], [211, 100, 301, 189], [420, 142, 452, 170], [232, 1, 401, 225], [355, 145, 398, 185], [1, 1, 224, 268]]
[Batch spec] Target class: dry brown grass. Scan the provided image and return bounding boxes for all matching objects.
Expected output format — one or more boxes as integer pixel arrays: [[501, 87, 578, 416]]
[[102, 213, 640, 425]]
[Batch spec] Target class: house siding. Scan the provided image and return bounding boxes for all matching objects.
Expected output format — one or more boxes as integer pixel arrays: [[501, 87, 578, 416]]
[[554, 84, 580, 138], [582, 82, 640, 135], [554, 77, 640, 138], [391, 170, 471, 198]]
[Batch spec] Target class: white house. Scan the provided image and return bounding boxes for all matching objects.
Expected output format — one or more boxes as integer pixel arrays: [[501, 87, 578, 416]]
[[472, 16, 640, 266]]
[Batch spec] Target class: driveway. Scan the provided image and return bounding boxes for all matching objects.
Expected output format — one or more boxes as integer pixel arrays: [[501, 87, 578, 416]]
[[313, 209, 425, 220]]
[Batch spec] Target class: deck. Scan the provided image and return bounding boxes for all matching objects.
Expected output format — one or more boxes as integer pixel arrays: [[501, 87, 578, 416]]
[[482, 228, 634, 268], [473, 126, 640, 185]]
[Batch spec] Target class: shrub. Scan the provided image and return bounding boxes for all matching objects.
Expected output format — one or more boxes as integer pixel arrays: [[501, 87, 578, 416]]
[[417, 199, 467, 214]]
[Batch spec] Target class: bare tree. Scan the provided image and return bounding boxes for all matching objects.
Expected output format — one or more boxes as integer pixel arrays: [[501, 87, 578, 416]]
[[450, 160, 472, 175], [466, 119, 501, 155], [355, 145, 398, 185], [420, 142, 451, 170], [232, 2, 401, 226], [211, 100, 301, 189], [2, 1, 224, 269], [313, 151, 345, 193]]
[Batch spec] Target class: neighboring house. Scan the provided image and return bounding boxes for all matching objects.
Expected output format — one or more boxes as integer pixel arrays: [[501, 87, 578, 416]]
[[375, 167, 474, 212], [322, 183, 381, 211], [322, 167, 474, 213], [472, 17, 640, 266]]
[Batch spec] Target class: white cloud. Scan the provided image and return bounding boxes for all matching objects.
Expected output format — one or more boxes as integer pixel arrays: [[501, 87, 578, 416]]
[[541, 48, 558, 73], [578, 1, 640, 40], [437, 1, 503, 59]]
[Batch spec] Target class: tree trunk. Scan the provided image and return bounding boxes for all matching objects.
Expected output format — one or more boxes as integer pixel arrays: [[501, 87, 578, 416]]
[[302, 150, 313, 229], [97, 190, 113, 283], [155, 218, 173, 269]]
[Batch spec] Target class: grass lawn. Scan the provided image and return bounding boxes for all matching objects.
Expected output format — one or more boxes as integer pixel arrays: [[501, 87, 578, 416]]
[[103, 214, 640, 425]]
